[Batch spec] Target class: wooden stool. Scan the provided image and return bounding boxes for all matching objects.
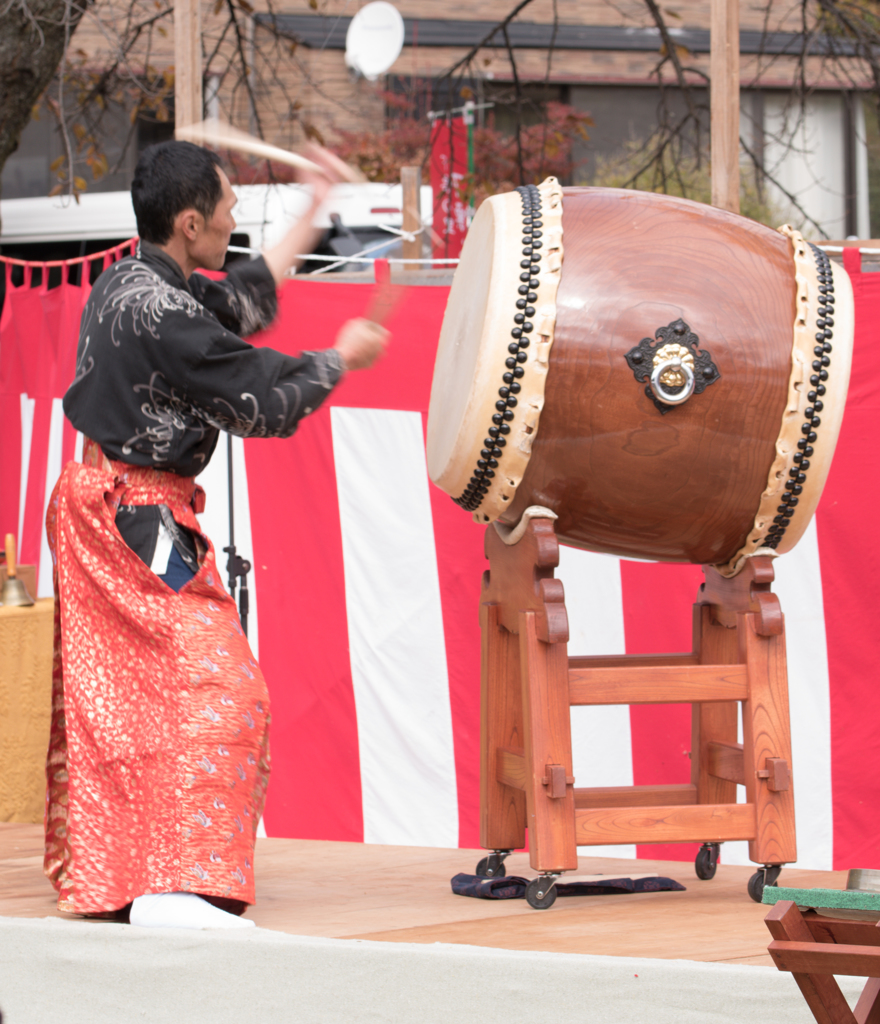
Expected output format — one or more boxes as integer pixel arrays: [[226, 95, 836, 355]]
[[477, 515, 797, 908], [765, 901, 880, 1024]]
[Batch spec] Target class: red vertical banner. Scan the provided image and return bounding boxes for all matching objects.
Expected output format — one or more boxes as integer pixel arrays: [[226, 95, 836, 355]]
[[820, 248, 880, 868], [430, 117, 469, 260]]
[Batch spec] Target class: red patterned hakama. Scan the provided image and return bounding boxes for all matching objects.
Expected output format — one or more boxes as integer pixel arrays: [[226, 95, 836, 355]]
[[44, 443, 270, 914]]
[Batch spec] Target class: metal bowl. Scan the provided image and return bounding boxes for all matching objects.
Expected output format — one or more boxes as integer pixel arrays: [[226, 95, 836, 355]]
[[847, 869, 880, 892]]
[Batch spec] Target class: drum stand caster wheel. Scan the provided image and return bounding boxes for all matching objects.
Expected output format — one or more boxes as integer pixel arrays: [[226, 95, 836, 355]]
[[695, 843, 720, 880], [748, 865, 783, 903], [475, 850, 512, 878], [526, 875, 559, 910]]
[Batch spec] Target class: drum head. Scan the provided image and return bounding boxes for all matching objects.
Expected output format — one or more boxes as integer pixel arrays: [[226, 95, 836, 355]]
[[425, 199, 497, 491], [427, 179, 563, 519]]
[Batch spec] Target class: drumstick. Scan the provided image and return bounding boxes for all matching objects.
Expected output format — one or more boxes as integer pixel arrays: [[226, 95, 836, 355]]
[[175, 119, 364, 183], [365, 277, 407, 327]]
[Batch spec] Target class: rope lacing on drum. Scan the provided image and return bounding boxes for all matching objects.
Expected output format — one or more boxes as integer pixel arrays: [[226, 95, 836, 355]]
[[454, 183, 543, 512], [761, 242, 834, 550]]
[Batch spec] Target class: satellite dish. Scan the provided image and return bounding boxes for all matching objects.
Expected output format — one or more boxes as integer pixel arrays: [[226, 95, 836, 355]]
[[345, 2, 405, 81]]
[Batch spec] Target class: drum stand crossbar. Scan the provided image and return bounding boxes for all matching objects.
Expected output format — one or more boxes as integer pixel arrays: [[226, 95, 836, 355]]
[[479, 516, 796, 908]]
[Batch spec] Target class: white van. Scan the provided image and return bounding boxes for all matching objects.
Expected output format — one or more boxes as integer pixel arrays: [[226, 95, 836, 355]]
[[0, 181, 433, 273]]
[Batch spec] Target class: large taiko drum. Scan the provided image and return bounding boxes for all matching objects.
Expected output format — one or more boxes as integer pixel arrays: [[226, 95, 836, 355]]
[[426, 180, 854, 574]]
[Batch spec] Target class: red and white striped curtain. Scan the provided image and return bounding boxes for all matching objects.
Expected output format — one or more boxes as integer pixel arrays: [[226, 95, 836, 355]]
[[2, 246, 878, 871]]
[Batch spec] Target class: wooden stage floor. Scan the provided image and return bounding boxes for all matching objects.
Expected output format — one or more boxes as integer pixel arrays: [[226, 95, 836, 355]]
[[0, 822, 845, 966]]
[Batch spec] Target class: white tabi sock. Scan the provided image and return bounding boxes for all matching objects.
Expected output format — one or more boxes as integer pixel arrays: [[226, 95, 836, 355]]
[[130, 892, 256, 930]]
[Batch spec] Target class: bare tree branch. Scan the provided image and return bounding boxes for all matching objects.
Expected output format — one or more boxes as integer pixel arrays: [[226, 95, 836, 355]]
[[438, 0, 537, 83], [739, 132, 827, 235]]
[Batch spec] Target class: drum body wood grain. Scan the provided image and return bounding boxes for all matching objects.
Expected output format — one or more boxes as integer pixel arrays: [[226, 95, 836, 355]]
[[508, 188, 793, 563], [427, 184, 853, 571]]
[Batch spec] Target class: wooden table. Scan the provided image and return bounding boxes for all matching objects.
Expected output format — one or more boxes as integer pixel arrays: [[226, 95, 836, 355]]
[[0, 598, 53, 822], [766, 900, 880, 1023]]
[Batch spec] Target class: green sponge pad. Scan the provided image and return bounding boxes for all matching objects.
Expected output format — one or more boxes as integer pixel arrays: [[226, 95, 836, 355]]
[[762, 886, 880, 910]]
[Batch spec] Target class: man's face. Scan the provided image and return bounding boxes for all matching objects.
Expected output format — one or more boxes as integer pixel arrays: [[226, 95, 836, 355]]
[[192, 168, 237, 271]]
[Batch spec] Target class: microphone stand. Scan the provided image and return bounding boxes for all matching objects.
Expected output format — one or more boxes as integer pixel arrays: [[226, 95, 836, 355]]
[[222, 433, 252, 637]]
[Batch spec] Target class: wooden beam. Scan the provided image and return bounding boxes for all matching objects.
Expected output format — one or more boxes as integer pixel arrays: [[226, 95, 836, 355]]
[[568, 664, 748, 706], [401, 166, 422, 267], [574, 802, 755, 845], [804, 914, 880, 948], [480, 603, 526, 851], [496, 746, 526, 791], [175, 0, 203, 130], [574, 784, 697, 809], [568, 653, 698, 670], [691, 604, 739, 809], [519, 610, 578, 871], [707, 740, 745, 785], [710, 0, 740, 212], [740, 613, 797, 865], [769, 940, 880, 979], [854, 977, 880, 1024]]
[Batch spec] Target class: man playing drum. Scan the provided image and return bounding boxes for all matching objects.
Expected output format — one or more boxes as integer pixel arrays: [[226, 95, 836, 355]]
[[45, 140, 387, 929]]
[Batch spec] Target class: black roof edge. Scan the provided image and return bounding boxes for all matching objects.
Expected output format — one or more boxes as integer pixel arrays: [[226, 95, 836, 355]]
[[256, 14, 859, 58]]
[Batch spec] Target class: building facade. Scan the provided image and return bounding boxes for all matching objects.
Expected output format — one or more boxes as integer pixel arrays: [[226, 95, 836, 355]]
[[1, 0, 873, 239]]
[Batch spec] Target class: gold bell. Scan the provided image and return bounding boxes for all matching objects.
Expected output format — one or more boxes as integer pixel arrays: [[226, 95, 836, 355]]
[[1, 532, 35, 607]]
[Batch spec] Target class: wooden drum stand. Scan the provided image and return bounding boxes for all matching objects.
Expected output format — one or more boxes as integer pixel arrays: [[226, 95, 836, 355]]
[[477, 515, 796, 909]]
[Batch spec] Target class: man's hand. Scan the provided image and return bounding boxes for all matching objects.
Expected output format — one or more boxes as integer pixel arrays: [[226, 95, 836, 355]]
[[334, 318, 389, 371], [262, 143, 354, 286]]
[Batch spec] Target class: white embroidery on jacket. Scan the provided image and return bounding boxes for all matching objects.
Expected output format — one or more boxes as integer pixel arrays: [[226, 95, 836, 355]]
[[97, 261, 201, 346], [124, 372, 210, 463]]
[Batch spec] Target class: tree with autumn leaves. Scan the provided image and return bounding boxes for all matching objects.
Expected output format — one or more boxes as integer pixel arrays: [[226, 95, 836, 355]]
[[333, 91, 592, 205]]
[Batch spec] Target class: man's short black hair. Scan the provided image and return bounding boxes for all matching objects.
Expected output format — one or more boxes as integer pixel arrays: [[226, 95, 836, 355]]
[[132, 141, 224, 245]]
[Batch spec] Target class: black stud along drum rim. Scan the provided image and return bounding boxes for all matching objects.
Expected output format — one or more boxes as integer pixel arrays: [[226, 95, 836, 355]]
[[453, 184, 542, 512], [761, 242, 834, 551]]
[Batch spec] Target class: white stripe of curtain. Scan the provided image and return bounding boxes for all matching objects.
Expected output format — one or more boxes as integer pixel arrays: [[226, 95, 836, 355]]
[[18, 393, 35, 553], [331, 406, 459, 848], [37, 398, 65, 598], [561, 545, 637, 859], [195, 435, 260, 660]]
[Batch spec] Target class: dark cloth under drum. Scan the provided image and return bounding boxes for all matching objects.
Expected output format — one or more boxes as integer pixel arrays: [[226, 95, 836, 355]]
[[450, 873, 686, 900]]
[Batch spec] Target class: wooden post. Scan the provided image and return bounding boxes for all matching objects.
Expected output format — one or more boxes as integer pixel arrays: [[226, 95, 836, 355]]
[[480, 602, 527, 852], [174, 0, 203, 130], [519, 611, 578, 873], [741, 613, 797, 865], [401, 166, 422, 268], [691, 604, 739, 807], [710, 0, 740, 213]]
